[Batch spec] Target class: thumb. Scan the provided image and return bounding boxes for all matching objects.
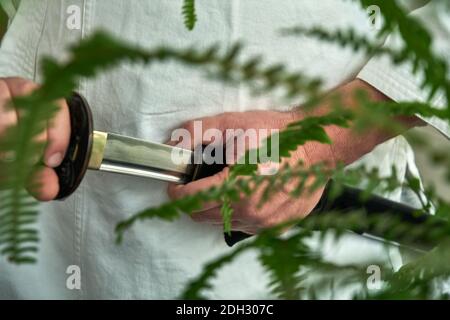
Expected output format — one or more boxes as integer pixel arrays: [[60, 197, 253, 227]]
[[44, 98, 71, 168]]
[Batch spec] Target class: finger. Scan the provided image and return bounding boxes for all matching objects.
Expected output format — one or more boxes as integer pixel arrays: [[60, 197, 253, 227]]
[[167, 166, 229, 198], [190, 208, 222, 223], [5, 78, 70, 168], [223, 132, 254, 165], [4, 77, 39, 98], [178, 113, 232, 150], [4, 78, 47, 164], [0, 80, 17, 136], [44, 98, 71, 167], [167, 182, 221, 211], [180, 113, 262, 165], [167, 167, 229, 210], [190, 207, 245, 230], [190, 206, 253, 233], [27, 166, 59, 201]]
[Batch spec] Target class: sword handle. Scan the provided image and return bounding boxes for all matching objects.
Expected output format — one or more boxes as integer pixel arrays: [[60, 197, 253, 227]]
[[189, 149, 227, 181], [186, 148, 258, 246], [54, 93, 93, 200]]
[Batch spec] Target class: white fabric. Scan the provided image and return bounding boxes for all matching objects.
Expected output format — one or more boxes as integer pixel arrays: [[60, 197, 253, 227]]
[[0, 0, 447, 299], [358, 1, 450, 140], [0, 0, 20, 23]]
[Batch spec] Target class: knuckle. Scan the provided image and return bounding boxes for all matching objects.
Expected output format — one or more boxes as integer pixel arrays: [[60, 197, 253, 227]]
[[46, 137, 66, 153], [203, 114, 227, 131], [244, 205, 274, 230], [18, 82, 38, 96], [182, 121, 195, 134], [167, 185, 182, 199], [241, 205, 258, 222], [0, 81, 16, 135], [260, 216, 278, 229], [219, 111, 233, 119], [166, 187, 176, 199], [215, 113, 230, 128], [0, 79, 12, 98]]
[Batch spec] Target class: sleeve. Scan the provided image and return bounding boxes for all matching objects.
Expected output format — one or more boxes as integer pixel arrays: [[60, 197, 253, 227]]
[[357, 1, 450, 139]]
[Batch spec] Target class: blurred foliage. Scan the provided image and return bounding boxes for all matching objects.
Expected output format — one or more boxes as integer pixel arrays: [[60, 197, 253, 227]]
[[0, 0, 450, 299], [0, 4, 7, 39]]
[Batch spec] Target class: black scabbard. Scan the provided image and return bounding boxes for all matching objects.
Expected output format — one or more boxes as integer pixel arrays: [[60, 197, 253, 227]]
[[223, 180, 448, 250], [189, 155, 447, 250]]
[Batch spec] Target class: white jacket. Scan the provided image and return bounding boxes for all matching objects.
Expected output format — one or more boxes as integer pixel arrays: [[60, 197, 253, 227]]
[[0, 0, 448, 299]]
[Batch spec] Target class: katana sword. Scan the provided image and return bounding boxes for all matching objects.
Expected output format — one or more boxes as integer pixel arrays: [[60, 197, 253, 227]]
[[54, 93, 448, 250]]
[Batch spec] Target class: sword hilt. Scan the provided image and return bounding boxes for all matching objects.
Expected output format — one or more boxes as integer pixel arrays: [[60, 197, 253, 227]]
[[186, 150, 251, 246], [55, 93, 93, 200]]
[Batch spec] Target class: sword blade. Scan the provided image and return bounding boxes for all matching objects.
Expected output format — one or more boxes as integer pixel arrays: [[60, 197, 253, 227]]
[[88, 131, 194, 183]]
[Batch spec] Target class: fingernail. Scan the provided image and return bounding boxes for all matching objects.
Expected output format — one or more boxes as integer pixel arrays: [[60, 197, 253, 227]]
[[46, 152, 63, 168]]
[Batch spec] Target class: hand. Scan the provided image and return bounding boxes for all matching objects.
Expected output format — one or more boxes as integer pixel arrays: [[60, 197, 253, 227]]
[[0, 77, 71, 201], [167, 79, 423, 234], [167, 110, 329, 234]]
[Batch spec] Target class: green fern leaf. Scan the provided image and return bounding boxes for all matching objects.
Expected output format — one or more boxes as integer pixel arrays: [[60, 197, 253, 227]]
[[182, 0, 197, 31]]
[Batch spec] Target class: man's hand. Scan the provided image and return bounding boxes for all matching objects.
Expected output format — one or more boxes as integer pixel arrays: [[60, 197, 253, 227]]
[[168, 109, 326, 234], [0, 77, 71, 201], [168, 79, 423, 234]]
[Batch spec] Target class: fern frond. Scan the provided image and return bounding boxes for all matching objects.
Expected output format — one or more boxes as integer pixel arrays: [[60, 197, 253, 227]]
[[0, 98, 59, 263], [115, 98, 446, 240], [281, 26, 396, 57], [258, 234, 313, 299], [284, 0, 450, 113], [0, 32, 329, 263], [115, 108, 357, 242], [0, 190, 39, 264], [180, 209, 450, 299], [181, 242, 252, 299], [182, 0, 197, 31], [366, 240, 450, 299], [1, 0, 449, 300], [0, 32, 155, 264], [359, 0, 450, 105], [220, 196, 233, 235]]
